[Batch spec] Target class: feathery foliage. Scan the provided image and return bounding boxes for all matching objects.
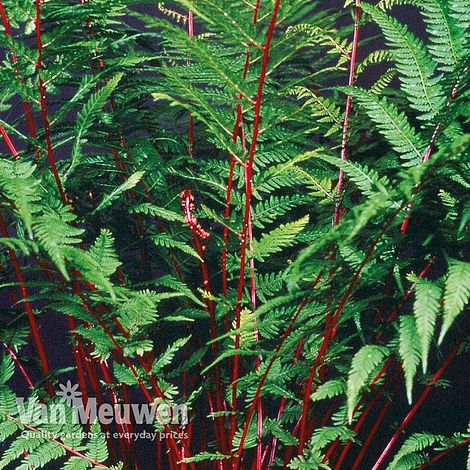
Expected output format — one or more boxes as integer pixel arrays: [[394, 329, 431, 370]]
[[0, 0, 467, 468]]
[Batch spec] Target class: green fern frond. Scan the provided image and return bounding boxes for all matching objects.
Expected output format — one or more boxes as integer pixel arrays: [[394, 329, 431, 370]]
[[449, 0, 470, 42], [93, 171, 144, 214], [414, 279, 441, 372], [182, 452, 231, 463], [0, 238, 38, 257], [0, 356, 14, 386], [33, 206, 84, 279], [347, 345, 389, 423], [290, 426, 355, 469], [416, 0, 462, 72], [0, 420, 19, 442], [69, 73, 123, 175], [252, 195, 306, 229], [22, 441, 65, 468], [130, 203, 183, 222], [388, 453, 427, 469], [388, 432, 442, 469], [0, 434, 45, 469], [399, 315, 422, 403], [357, 49, 394, 74], [152, 336, 191, 372], [231, 416, 258, 451], [116, 289, 159, 331], [157, 2, 188, 25], [231, 308, 257, 348], [291, 86, 342, 135], [153, 275, 206, 307], [85, 422, 108, 463], [339, 86, 426, 165], [265, 419, 298, 446], [376, 0, 416, 11], [309, 426, 356, 453], [294, 168, 333, 201], [62, 247, 114, 298], [311, 378, 346, 402], [361, 3, 445, 121], [439, 259, 470, 344], [251, 216, 309, 262], [287, 24, 351, 61], [370, 69, 397, 95], [0, 386, 17, 416], [255, 271, 284, 302], [0, 160, 41, 237], [89, 229, 122, 278], [152, 233, 201, 261], [62, 456, 93, 469], [314, 152, 391, 198]]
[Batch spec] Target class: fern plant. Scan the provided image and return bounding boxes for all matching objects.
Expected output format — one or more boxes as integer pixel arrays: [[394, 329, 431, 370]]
[[0, 0, 468, 468]]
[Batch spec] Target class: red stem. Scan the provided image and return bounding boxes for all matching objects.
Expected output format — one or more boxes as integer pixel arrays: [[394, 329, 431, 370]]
[[297, 203, 403, 453], [0, 1, 40, 160], [247, 200, 262, 469], [331, 257, 434, 466], [231, 0, 282, 454], [1, 97, 101, 451], [418, 438, 470, 469], [349, 381, 398, 470], [223, 47, 262, 466], [68, 271, 142, 465], [0, 109, 93, 413], [70, 279, 122, 455], [78, 18, 193, 383], [222, 50, 251, 302], [66, 273, 187, 468], [371, 342, 461, 470], [273, 194, 403, 461], [233, 270, 325, 468], [268, 338, 304, 465], [85, 300, 186, 464], [332, 363, 400, 469], [333, 0, 361, 226], [401, 81, 460, 233], [0, 126, 19, 159], [0, 213, 51, 387], [39, 264, 119, 462], [221, 155, 236, 301], [188, 11, 195, 158], [180, 189, 227, 457], [68, 317, 89, 404], [2, 343, 35, 388], [386, 258, 434, 324], [99, 360, 133, 467], [298, 2, 362, 453], [253, 0, 261, 25], [35, 0, 66, 202], [80, 276, 172, 407]]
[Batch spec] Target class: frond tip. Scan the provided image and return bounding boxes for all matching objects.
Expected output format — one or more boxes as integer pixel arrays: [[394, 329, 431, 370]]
[[347, 345, 389, 423], [399, 315, 421, 404], [251, 216, 309, 262], [361, 3, 445, 121], [439, 259, 470, 344], [414, 279, 441, 373]]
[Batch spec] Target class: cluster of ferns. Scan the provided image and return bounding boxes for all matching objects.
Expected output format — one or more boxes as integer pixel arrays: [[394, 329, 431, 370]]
[[0, 0, 468, 468]]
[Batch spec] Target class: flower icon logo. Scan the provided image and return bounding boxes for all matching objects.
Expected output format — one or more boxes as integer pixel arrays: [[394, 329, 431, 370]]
[[56, 380, 83, 406]]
